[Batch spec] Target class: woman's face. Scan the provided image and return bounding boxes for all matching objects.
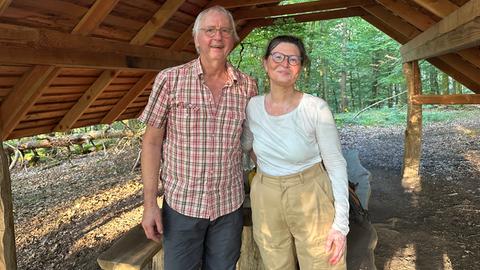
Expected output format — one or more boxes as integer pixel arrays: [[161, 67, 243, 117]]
[[263, 42, 302, 88]]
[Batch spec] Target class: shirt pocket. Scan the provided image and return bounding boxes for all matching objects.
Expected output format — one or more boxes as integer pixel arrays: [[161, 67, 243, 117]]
[[170, 102, 205, 138]]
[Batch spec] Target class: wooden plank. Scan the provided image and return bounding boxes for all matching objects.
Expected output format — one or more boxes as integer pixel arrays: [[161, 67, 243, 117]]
[[130, 0, 187, 45], [72, 0, 120, 35], [362, 4, 421, 40], [1, 66, 61, 140], [97, 225, 162, 269], [101, 72, 156, 124], [169, 0, 281, 51], [0, 23, 196, 69], [376, 0, 435, 29], [8, 125, 56, 140], [412, 0, 458, 17], [0, 0, 12, 16], [233, 0, 373, 20], [401, 0, 480, 62], [411, 94, 480, 104], [402, 61, 423, 191], [54, 70, 120, 132], [0, 124, 17, 270]]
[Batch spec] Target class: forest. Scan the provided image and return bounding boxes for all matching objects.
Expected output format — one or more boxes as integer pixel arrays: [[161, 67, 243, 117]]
[[229, 16, 473, 113]]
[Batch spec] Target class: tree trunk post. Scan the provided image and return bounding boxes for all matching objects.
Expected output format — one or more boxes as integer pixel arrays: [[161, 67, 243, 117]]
[[0, 127, 17, 269], [402, 61, 423, 191]]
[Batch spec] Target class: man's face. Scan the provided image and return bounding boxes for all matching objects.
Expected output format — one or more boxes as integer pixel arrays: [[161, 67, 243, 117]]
[[194, 10, 235, 63]]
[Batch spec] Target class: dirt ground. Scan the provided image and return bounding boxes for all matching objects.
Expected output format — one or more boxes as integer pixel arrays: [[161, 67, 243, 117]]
[[9, 113, 479, 270]]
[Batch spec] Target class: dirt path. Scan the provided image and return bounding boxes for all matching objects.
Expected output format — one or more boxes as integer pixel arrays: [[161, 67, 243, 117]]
[[10, 115, 479, 270]]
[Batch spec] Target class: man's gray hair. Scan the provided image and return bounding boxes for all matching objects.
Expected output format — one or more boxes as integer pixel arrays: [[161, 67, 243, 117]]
[[192, 5, 239, 42]]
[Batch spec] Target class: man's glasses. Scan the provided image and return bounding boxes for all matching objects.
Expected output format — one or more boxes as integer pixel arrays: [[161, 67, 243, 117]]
[[269, 52, 302, 66], [200, 27, 234, 38]]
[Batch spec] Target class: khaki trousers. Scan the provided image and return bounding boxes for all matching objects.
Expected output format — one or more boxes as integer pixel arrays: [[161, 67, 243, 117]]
[[250, 163, 346, 270]]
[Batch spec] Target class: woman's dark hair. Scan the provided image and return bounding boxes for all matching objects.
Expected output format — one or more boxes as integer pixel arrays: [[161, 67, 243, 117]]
[[263, 35, 309, 66]]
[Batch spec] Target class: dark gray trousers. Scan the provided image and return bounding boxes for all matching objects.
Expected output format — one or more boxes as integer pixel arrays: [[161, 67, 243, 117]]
[[162, 201, 243, 270]]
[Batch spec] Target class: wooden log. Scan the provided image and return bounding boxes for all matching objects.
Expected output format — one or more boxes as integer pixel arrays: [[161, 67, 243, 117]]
[[402, 61, 423, 191], [0, 127, 17, 269], [4, 130, 135, 154]]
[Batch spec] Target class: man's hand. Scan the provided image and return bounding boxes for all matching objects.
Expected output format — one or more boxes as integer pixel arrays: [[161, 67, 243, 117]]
[[324, 228, 346, 265], [142, 205, 163, 242]]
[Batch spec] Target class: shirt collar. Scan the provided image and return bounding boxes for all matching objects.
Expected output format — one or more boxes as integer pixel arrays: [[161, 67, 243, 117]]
[[193, 57, 239, 85]]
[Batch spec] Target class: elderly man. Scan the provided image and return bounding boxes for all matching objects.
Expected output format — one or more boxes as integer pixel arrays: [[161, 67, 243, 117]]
[[138, 5, 257, 270]]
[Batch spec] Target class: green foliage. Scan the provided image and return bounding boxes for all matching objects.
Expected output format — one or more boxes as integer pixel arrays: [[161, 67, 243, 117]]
[[335, 106, 480, 127], [230, 15, 473, 113]]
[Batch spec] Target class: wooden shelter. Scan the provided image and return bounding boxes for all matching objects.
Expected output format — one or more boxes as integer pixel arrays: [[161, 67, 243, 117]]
[[0, 0, 479, 269]]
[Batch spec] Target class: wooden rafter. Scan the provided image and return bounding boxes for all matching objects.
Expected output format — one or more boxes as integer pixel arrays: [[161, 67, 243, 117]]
[[55, 70, 121, 132], [1, 66, 61, 140], [169, 0, 281, 51], [0, 0, 11, 16], [401, 0, 480, 62], [412, 0, 458, 17], [361, 7, 480, 91], [411, 94, 480, 104], [373, 1, 480, 91], [376, 0, 435, 29], [233, 0, 373, 20], [101, 72, 157, 124], [241, 8, 366, 30], [130, 0, 187, 46], [72, 0, 120, 35]]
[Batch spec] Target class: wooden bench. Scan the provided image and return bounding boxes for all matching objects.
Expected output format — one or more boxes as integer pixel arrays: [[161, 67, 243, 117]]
[[97, 224, 162, 270], [97, 198, 258, 270]]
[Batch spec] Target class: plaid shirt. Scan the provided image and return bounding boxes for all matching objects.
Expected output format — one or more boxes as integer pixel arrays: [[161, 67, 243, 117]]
[[139, 58, 257, 220]]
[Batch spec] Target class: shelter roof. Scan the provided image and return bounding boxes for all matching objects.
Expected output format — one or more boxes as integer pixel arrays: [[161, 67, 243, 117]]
[[0, 0, 478, 139]]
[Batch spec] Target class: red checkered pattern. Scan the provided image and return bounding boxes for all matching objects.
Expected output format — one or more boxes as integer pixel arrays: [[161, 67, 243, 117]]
[[139, 58, 257, 220]]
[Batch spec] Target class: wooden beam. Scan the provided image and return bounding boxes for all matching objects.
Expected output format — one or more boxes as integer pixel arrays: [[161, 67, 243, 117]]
[[169, 0, 281, 51], [233, 0, 373, 20], [411, 94, 480, 104], [242, 7, 365, 29], [370, 2, 480, 90], [0, 24, 194, 70], [0, 130, 16, 270], [402, 61, 423, 191], [101, 72, 156, 124], [1, 67, 61, 140], [130, 0, 186, 46], [0, 0, 11, 16], [412, 0, 458, 17], [401, 0, 480, 62], [72, 0, 120, 35], [376, 0, 436, 30], [362, 4, 421, 40], [362, 6, 480, 92], [55, 70, 120, 132]]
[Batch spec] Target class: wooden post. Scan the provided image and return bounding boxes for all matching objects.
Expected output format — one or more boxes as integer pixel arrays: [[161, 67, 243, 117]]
[[0, 126, 17, 269], [402, 61, 423, 191]]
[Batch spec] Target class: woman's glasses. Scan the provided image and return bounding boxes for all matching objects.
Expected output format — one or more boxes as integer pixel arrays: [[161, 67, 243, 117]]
[[200, 27, 234, 38], [269, 52, 302, 66]]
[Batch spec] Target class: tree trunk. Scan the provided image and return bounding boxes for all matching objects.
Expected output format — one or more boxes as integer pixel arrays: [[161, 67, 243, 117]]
[[429, 68, 439, 94], [441, 73, 449, 95]]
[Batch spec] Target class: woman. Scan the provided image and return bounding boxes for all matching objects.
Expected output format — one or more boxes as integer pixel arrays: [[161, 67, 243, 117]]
[[242, 35, 349, 270]]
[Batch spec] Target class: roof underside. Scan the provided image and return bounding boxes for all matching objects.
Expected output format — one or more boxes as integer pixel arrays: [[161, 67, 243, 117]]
[[0, 0, 478, 140]]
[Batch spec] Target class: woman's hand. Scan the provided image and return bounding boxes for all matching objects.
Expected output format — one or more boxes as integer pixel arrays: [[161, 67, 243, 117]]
[[324, 228, 346, 265]]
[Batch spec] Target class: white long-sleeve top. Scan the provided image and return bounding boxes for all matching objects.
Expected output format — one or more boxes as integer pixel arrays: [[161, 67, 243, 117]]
[[242, 93, 349, 235]]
